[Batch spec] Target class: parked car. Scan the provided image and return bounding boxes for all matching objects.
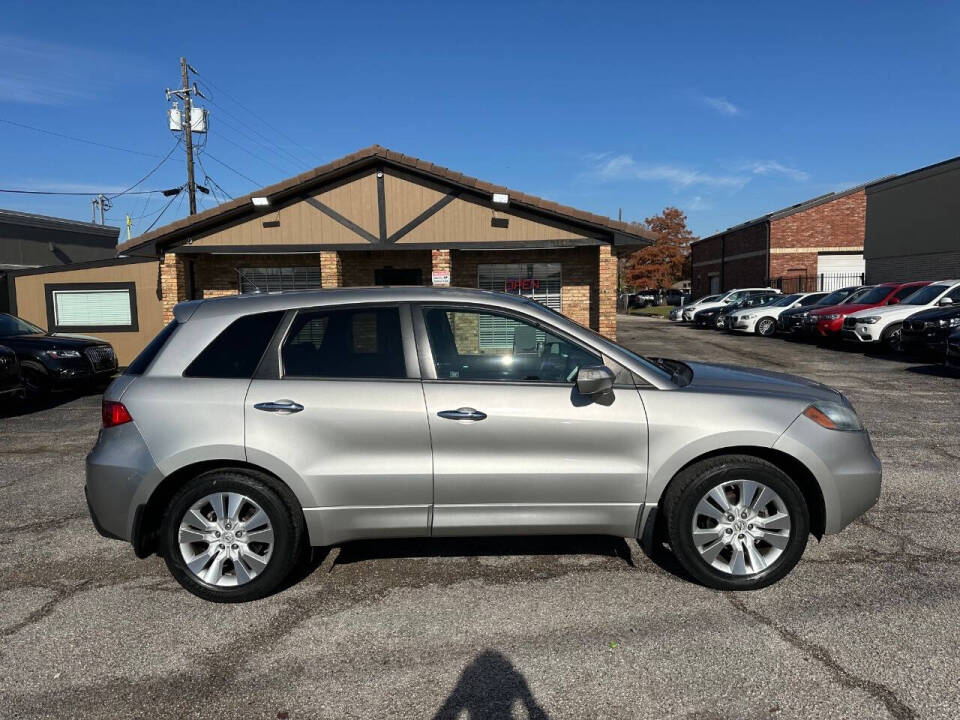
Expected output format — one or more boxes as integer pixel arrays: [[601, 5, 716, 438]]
[[807, 281, 930, 342], [677, 293, 723, 321], [0, 313, 118, 394], [694, 292, 781, 330], [900, 303, 960, 356], [665, 288, 691, 306], [0, 344, 24, 402], [682, 288, 780, 322], [728, 292, 827, 336], [843, 280, 960, 351], [946, 328, 960, 369], [86, 287, 881, 601], [777, 286, 869, 336]]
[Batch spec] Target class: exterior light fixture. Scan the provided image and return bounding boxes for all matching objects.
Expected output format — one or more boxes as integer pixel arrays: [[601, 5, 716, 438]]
[[251, 197, 270, 207], [492, 193, 509, 206]]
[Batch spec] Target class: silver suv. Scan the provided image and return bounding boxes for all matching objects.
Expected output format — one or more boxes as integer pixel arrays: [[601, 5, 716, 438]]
[[86, 288, 881, 601]]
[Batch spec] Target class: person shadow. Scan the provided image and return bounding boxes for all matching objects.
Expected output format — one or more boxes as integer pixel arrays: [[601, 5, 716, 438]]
[[433, 649, 552, 720]]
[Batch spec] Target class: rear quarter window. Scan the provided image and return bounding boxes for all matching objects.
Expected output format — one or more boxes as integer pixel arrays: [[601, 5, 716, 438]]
[[125, 321, 179, 375], [184, 311, 284, 379]]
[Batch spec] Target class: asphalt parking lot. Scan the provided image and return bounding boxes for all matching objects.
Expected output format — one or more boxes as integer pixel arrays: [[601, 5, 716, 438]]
[[1, 315, 958, 720]]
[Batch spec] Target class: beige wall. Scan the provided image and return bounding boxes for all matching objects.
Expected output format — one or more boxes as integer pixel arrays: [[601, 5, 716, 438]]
[[13, 261, 163, 365]]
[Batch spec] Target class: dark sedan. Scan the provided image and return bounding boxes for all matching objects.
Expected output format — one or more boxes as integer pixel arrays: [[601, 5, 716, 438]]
[[0, 313, 117, 394], [900, 303, 960, 356], [777, 285, 869, 336], [0, 344, 24, 401]]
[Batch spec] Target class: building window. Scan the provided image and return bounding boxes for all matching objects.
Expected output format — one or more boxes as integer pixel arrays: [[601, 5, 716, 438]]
[[44, 282, 138, 332], [476, 263, 562, 350], [238, 267, 323, 294]]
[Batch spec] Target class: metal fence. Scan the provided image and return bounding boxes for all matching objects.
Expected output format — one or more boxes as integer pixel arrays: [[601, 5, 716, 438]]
[[772, 272, 865, 294]]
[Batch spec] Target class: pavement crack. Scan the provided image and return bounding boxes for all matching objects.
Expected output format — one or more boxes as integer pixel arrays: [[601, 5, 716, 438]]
[[0, 580, 93, 639], [727, 595, 916, 720], [0, 512, 87, 536]]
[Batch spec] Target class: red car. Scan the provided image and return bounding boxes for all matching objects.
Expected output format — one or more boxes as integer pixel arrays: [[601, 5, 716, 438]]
[[808, 281, 931, 339]]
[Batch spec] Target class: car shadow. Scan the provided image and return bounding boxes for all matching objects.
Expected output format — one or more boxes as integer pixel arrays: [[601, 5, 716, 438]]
[[904, 364, 960, 378], [332, 534, 639, 568], [433, 649, 552, 719], [0, 387, 103, 419]]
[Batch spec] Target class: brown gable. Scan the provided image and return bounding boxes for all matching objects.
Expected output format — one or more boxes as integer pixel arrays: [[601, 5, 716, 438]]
[[118, 145, 653, 255]]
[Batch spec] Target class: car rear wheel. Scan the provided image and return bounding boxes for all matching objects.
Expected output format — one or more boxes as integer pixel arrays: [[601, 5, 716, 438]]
[[756, 317, 776, 336], [161, 469, 305, 602], [662, 455, 809, 590]]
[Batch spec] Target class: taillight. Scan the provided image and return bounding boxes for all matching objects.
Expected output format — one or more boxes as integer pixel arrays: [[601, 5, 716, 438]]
[[102, 400, 133, 428]]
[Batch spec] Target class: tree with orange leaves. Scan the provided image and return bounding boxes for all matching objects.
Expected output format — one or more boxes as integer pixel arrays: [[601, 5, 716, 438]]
[[623, 207, 696, 290]]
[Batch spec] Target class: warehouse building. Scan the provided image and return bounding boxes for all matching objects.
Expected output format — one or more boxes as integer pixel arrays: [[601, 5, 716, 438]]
[[865, 155, 960, 282], [6, 146, 652, 364], [690, 185, 867, 297], [0, 209, 119, 312]]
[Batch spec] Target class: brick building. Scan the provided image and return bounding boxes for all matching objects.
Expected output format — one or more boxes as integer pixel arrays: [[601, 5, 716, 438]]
[[7, 146, 650, 363], [690, 185, 867, 297]]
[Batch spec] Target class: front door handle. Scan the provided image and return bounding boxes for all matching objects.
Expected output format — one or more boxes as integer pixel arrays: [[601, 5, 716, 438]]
[[437, 407, 487, 421], [254, 400, 304, 414]]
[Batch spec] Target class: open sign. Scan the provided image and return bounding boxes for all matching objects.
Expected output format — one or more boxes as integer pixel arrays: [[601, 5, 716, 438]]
[[505, 278, 540, 292]]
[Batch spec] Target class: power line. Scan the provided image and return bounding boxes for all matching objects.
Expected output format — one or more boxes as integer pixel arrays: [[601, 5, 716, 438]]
[[191, 68, 313, 160], [201, 151, 263, 188], [209, 113, 301, 172], [107, 139, 182, 199], [143, 192, 181, 233], [208, 128, 298, 176], [201, 94, 307, 169], [0, 117, 162, 158], [196, 152, 233, 201], [0, 187, 173, 196]]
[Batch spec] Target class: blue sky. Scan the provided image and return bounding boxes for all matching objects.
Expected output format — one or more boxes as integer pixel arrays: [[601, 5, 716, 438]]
[[1, 1, 958, 240]]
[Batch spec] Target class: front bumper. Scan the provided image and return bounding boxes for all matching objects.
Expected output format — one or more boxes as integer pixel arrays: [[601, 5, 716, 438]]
[[731, 317, 758, 333], [841, 323, 879, 343], [773, 413, 882, 534], [85, 422, 160, 542]]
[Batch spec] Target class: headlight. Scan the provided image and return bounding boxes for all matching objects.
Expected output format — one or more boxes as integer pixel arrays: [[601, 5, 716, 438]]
[[824, 314, 841, 320], [803, 400, 863, 432], [942, 317, 960, 328], [44, 349, 81, 359], [743, 314, 756, 320], [858, 316, 881, 324]]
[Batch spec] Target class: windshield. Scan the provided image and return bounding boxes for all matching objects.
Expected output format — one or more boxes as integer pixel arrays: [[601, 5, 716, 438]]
[[900, 284, 949, 305], [692, 294, 720, 304], [772, 294, 801, 307], [840, 287, 874, 304], [853, 286, 894, 305], [816, 287, 858, 306], [0, 314, 45, 337]]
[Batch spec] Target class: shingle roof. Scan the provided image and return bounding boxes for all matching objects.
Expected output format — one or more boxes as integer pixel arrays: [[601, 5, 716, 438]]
[[118, 145, 653, 254]]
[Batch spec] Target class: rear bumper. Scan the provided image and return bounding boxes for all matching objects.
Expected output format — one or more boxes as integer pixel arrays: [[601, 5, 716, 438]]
[[85, 422, 160, 542], [773, 414, 882, 534]]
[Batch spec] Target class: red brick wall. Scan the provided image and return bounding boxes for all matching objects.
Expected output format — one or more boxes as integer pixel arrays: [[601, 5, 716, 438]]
[[690, 224, 767, 296]]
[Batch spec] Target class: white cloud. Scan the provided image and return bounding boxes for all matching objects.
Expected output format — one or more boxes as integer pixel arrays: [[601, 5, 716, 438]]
[[583, 153, 749, 190], [701, 95, 741, 116], [684, 195, 712, 211], [740, 160, 810, 182], [0, 36, 127, 105], [4, 179, 129, 194]]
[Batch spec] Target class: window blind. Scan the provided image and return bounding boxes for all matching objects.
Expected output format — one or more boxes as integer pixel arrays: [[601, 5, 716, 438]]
[[53, 290, 132, 327]]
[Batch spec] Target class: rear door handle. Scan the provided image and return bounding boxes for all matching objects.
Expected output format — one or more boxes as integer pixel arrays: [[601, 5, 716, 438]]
[[254, 400, 304, 414], [437, 407, 487, 421]]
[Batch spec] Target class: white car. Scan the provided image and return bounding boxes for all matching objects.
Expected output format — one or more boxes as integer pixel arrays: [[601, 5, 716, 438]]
[[675, 294, 721, 321], [842, 280, 960, 349], [727, 292, 827, 336], [682, 288, 781, 322]]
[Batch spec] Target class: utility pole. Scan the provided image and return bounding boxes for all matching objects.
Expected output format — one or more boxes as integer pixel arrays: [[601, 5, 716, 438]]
[[90, 194, 110, 224], [180, 57, 196, 215], [166, 57, 205, 215]]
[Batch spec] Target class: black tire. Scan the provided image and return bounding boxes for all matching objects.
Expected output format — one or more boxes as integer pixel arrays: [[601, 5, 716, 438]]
[[161, 468, 306, 603], [882, 323, 903, 352], [756, 317, 776, 337], [662, 454, 809, 591], [20, 362, 51, 396]]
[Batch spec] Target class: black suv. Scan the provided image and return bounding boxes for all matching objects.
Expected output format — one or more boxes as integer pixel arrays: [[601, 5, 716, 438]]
[[900, 303, 960, 356], [0, 313, 117, 394]]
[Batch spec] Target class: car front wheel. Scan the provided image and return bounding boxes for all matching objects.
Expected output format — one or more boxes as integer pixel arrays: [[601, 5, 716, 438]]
[[161, 469, 305, 602], [663, 455, 809, 590], [756, 317, 776, 336]]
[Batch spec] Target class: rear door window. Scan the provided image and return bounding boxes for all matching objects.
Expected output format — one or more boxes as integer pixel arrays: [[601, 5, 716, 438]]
[[184, 311, 284, 378], [281, 306, 406, 379]]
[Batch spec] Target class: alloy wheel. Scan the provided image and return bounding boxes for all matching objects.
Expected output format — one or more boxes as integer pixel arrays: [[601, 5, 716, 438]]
[[178, 492, 275, 587], [757, 318, 775, 336], [690, 479, 791, 575]]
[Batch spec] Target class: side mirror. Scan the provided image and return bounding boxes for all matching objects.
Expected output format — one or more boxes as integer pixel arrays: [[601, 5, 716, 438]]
[[576, 365, 615, 397], [939, 297, 954, 306]]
